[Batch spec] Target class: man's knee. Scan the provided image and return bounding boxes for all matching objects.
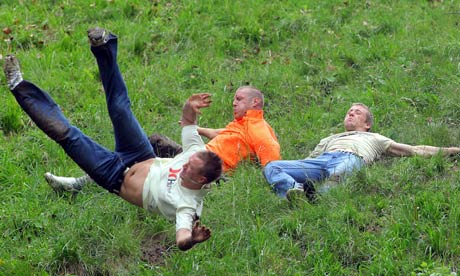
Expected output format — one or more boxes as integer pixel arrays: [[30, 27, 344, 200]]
[[263, 161, 279, 181], [47, 121, 73, 142]]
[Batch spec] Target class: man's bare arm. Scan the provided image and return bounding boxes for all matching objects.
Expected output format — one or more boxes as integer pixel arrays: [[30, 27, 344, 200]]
[[387, 142, 460, 157], [198, 127, 225, 139], [176, 220, 211, 251]]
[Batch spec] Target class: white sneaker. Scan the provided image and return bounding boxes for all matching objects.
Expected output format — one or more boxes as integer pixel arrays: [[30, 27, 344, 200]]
[[44, 172, 85, 193], [286, 187, 305, 202]]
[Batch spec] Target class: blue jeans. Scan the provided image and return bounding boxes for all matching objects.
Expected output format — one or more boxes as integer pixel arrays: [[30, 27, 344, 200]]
[[263, 152, 364, 197], [10, 34, 154, 194]]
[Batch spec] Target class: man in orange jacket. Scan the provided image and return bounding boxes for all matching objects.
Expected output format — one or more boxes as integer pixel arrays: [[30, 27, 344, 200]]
[[199, 86, 280, 171], [45, 86, 281, 192]]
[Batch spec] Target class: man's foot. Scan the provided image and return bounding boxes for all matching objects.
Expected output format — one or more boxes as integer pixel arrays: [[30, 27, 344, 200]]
[[286, 181, 317, 203], [286, 187, 305, 202], [44, 172, 87, 193], [303, 180, 317, 202], [87, 27, 110, 47], [3, 54, 23, 90]]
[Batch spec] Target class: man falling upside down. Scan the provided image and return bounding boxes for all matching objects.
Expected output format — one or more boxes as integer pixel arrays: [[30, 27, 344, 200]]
[[3, 27, 223, 251]]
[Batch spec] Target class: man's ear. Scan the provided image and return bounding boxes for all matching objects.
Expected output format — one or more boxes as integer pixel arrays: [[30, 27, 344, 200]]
[[198, 175, 208, 185], [365, 122, 372, 132], [252, 97, 261, 108]]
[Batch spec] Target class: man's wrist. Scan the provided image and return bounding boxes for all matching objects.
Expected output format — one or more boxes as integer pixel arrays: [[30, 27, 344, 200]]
[[178, 237, 195, 251]]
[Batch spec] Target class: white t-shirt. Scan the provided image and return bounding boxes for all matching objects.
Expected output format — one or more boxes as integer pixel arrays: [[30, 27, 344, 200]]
[[142, 125, 210, 231], [309, 131, 394, 164]]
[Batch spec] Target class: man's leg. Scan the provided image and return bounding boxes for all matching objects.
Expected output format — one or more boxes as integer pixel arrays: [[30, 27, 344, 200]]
[[43, 28, 158, 193], [325, 152, 364, 177], [88, 28, 154, 165], [4, 55, 126, 193], [263, 157, 328, 198], [44, 132, 182, 192], [318, 152, 364, 193]]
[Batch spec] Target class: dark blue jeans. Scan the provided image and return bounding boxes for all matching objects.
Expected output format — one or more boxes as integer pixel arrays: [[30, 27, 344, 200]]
[[10, 34, 155, 194]]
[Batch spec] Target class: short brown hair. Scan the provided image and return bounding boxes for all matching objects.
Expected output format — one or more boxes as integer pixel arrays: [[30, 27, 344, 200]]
[[352, 102, 373, 131], [196, 151, 223, 183]]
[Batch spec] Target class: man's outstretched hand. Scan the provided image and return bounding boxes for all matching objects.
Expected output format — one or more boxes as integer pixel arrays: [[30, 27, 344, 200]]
[[187, 93, 212, 114], [181, 93, 212, 126], [176, 220, 212, 251], [191, 220, 211, 244]]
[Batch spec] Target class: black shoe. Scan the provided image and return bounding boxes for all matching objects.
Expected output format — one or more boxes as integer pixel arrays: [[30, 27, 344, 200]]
[[87, 27, 110, 47], [303, 180, 317, 203], [3, 55, 23, 90]]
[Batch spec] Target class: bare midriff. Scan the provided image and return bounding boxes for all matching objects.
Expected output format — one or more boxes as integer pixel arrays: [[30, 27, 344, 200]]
[[120, 158, 155, 207]]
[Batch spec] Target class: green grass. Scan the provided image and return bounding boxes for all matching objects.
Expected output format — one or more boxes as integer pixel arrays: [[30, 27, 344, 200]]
[[2, 0, 460, 275]]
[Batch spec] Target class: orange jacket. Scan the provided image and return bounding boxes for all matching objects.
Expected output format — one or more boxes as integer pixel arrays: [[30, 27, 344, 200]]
[[205, 110, 280, 172]]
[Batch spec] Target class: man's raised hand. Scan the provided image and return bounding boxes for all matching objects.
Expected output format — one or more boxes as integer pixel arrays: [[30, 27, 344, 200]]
[[187, 93, 212, 114], [181, 93, 212, 126]]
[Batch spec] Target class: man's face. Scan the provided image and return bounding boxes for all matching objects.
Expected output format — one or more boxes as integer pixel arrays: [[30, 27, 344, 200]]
[[233, 89, 255, 119], [343, 105, 371, 131], [180, 153, 205, 186]]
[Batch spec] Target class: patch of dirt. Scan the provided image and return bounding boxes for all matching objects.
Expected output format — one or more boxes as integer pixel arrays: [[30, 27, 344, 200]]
[[140, 232, 173, 266]]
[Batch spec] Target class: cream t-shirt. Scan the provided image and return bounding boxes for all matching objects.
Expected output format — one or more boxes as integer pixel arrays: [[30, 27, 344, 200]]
[[142, 125, 210, 231], [309, 131, 394, 164]]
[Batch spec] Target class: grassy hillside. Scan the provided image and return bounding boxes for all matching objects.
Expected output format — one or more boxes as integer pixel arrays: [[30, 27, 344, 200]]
[[1, 0, 460, 275]]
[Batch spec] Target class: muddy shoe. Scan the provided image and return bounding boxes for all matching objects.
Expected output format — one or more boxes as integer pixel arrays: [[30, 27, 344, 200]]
[[87, 27, 110, 47], [44, 172, 87, 193], [149, 133, 183, 158], [3, 54, 23, 90]]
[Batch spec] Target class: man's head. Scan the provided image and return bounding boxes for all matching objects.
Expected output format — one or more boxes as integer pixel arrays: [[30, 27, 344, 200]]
[[180, 151, 223, 188], [343, 103, 373, 132], [232, 86, 264, 119]]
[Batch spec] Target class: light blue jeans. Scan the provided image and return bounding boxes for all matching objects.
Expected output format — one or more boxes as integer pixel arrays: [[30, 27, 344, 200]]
[[263, 152, 364, 198], [9, 34, 154, 194]]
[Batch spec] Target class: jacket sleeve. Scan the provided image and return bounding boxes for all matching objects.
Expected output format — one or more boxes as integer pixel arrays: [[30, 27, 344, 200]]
[[250, 121, 281, 166]]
